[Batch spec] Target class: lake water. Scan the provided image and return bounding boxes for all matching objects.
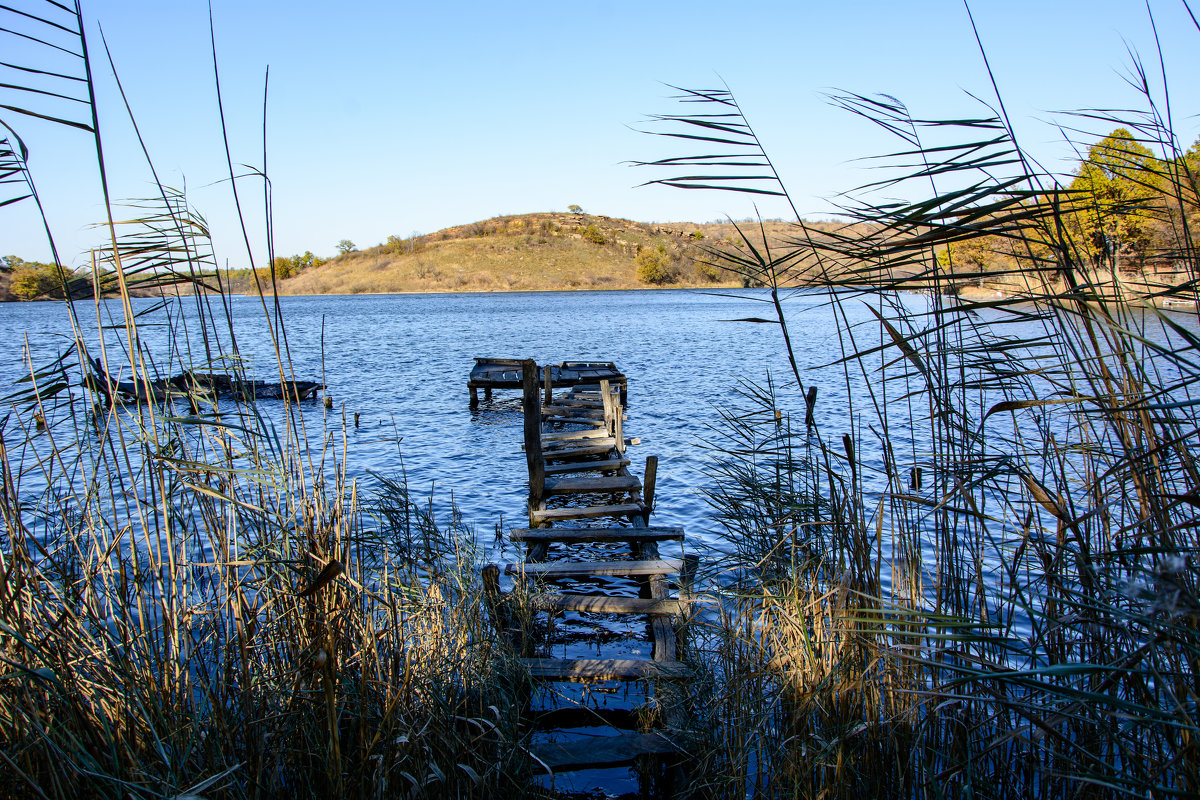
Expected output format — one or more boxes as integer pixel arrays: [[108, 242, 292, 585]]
[[1, 289, 876, 561]]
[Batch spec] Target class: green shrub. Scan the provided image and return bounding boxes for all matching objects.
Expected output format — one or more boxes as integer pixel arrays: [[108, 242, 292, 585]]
[[581, 224, 607, 245], [635, 245, 675, 284], [695, 261, 722, 282]]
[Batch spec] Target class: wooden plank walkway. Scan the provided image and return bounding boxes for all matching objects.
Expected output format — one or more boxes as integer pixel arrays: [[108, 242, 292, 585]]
[[468, 357, 627, 408], [481, 358, 697, 788]]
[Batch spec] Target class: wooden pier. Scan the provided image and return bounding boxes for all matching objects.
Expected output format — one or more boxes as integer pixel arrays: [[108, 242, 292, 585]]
[[88, 358, 324, 405], [468, 357, 626, 408], [483, 359, 696, 793]]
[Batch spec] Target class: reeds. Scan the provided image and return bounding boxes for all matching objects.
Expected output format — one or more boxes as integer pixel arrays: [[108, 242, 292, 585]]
[[0, 4, 531, 798], [643, 7, 1200, 798]]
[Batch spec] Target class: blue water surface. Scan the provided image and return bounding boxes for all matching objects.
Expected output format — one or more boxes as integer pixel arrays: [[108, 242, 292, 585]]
[[0, 288, 865, 558]]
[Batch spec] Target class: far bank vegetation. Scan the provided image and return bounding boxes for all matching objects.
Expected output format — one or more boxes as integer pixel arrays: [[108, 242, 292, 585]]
[[247, 127, 1200, 300], [260, 213, 812, 295]]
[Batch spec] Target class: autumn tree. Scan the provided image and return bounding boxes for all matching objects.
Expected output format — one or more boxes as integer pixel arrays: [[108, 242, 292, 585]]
[[1067, 128, 1158, 270], [272, 251, 326, 279], [4, 255, 72, 300]]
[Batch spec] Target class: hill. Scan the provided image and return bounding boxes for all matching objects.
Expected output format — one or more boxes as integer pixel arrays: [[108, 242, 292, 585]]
[[270, 212, 806, 295]]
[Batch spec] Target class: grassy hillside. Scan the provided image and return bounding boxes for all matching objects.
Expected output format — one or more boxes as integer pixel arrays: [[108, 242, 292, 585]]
[[272, 212, 800, 295]]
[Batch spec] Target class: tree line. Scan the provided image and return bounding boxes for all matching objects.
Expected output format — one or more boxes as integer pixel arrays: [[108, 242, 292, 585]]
[[936, 128, 1200, 284]]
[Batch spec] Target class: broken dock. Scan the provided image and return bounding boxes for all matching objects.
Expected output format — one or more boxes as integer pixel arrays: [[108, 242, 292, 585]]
[[482, 359, 697, 792], [468, 358, 626, 408], [87, 358, 324, 405]]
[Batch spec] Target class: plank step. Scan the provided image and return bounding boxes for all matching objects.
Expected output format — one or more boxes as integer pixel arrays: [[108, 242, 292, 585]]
[[544, 475, 641, 496], [510, 525, 683, 543], [521, 657, 692, 681], [543, 416, 606, 427], [542, 458, 631, 475], [530, 732, 683, 771], [527, 593, 683, 615], [540, 407, 604, 419], [529, 502, 646, 523], [541, 441, 619, 460], [552, 399, 604, 409], [507, 558, 683, 577], [542, 428, 611, 442]]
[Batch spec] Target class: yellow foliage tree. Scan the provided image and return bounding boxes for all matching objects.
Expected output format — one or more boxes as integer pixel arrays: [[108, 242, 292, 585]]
[[1067, 128, 1158, 269]]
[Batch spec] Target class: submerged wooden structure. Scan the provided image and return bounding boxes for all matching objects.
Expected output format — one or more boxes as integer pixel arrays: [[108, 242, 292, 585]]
[[88, 358, 324, 404], [468, 358, 626, 408], [483, 359, 696, 792]]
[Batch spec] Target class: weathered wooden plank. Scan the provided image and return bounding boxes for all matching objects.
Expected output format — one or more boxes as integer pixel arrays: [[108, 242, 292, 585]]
[[506, 558, 683, 577], [542, 457, 631, 475], [520, 657, 691, 681], [541, 442, 620, 461], [541, 428, 611, 442], [544, 475, 641, 496], [542, 405, 606, 418], [530, 732, 683, 771], [509, 526, 684, 543], [542, 416, 607, 427], [529, 502, 646, 523], [527, 593, 683, 615], [553, 398, 605, 409]]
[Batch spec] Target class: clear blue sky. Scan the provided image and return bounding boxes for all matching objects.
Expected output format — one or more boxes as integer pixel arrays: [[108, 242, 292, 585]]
[[3, 0, 1199, 268]]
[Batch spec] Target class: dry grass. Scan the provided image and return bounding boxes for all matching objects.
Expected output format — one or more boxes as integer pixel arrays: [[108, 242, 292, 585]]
[[276, 213, 745, 294]]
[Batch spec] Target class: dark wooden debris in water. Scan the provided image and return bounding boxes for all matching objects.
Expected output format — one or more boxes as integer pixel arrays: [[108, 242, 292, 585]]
[[468, 357, 626, 407], [87, 358, 324, 404]]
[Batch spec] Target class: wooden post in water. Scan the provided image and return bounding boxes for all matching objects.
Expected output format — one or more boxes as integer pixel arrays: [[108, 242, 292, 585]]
[[614, 394, 625, 455], [543, 364, 554, 408], [482, 564, 522, 652], [805, 385, 818, 429], [643, 455, 658, 524], [599, 378, 614, 437], [522, 360, 547, 527], [482, 563, 503, 608], [679, 554, 699, 602]]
